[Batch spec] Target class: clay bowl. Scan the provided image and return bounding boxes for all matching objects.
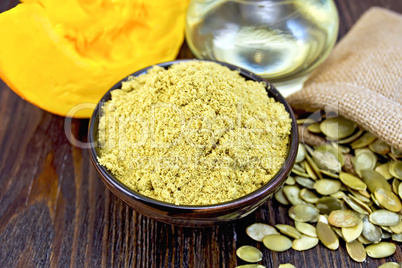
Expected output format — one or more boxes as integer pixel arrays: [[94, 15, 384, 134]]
[[88, 59, 298, 227]]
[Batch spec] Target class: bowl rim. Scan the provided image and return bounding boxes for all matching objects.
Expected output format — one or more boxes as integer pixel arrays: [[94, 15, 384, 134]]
[[88, 59, 298, 212]]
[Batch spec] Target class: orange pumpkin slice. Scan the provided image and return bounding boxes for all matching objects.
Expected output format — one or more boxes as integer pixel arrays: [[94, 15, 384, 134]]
[[0, 0, 188, 117]]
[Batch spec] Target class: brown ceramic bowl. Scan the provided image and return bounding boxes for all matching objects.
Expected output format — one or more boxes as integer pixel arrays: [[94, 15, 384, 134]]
[[88, 59, 298, 227]]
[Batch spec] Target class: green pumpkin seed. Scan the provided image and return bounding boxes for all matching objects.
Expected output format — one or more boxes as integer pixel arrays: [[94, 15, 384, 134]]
[[292, 236, 319, 251], [291, 168, 310, 178], [278, 264, 295, 268], [365, 242, 396, 258], [300, 188, 319, 203], [262, 234, 292, 252], [378, 262, 401, 268], [235, 265, 265, 268], [342, 218, 363, 242], [320, 169, 340, 179], [369, 210, 400, 226], [328, 210, 360, 228], [331, 142, 350, 154], [317, 216, 339, 250], [332, 227, 344, 240], [312, 150, 341, 173], [347, 194, 372, 214], [374, 188, 402, 212], [246, 223, 278, 242], [295, 222, 317, 238], [345, 240, 366, 262], [316, 197, 342, 215], [295, 143, 306, 163], [361, 169, 391, 192], [320, 117, 356, 140], [236, 245, 263, 262], [375, 163, 393, 180], [289, 204, 319, 223], [315, 144, 345, 166], [307, 122, 321, 133], [295, 176, 315, 189], [389, 220, 402, 234], [357, 235, 372, 245], [275, 224, 302, 239], [339, 172, 366, 191], [391, 147, 402, 158], [343, 196, 369, 215], [354, 150, 377, 177], [392, 178, 400, 195], [382, 231, 392, 239], [275, 188, 290, 205], [293, 163, 306, 173], [380, 225, 392, 233], [314, 179, 342, 195], [391, 233, 402, 242], [348, 189, 372, 203], [330, 191, 346, 199], [285, 176, 296, 185], [369, 139, 390, 155], [338, 128, 363, 144], [283, 186, 305, 205], [351, 132, 376, 149], [305, 154, 323, 180], [362, 216, 382, 243], [389, 161, 402, 180], [304, 160, 318, 180]]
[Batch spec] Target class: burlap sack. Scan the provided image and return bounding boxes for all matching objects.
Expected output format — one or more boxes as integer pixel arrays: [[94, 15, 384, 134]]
[[287, 7, 402, 150]]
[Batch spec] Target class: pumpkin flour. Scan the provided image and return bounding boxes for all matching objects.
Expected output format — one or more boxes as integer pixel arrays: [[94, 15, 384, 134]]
[[98, 61, 291, 205]]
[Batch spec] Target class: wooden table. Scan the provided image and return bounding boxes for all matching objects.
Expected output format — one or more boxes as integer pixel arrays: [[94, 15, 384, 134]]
[[1, 1, 401, 267]]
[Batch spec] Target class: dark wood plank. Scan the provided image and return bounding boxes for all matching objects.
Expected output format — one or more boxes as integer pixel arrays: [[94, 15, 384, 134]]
[[0, 1, 401, 267]]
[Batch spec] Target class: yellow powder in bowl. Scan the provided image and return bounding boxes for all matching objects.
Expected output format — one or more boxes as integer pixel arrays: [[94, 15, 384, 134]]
[[98, 61, 291, 205]]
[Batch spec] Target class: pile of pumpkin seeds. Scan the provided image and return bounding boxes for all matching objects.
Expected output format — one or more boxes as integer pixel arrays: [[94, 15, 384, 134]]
[[236, 113, 402, 267]]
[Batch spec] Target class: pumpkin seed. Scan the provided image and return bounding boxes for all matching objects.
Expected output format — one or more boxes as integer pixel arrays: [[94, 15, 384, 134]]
[[292, 236, 319, 251], [391, 233, 402, 242], [262, 234, 292, 252], [295, 222, 317, 238], [275, 188, 290, 205], [348, 189, 372, 203], [295, 143, 306, 163], [369, 210, 400, 226], [275, 224, 302, 239], [295, 176, 315, 189], [346, 240, 366, 263], [380, 225, 392, 233], [342, 196, 368, 215], [289, 204, 319, 223], [300, 188, 319, 203], [297, 118, 317, 125], [332, 227, 344, 240], [235, 265, 265, 268], [320, 169, 340, 179], [338, 128, 363, 144], [347, 194, 372, 214], [307, 122, 321, 133], [399, 183, 402, 200], [283, 186, 305, 205], [361, 169, 392, 192], [371, 193, 381, 207], [377, 262, 401, 268], [365, 242, 396, 258], [391, 147, 402, 158], [354, 150, 377, 177], [236, 245, 263, 262], [291, 168, 310, 178], [278, 264, 295, 268], [339, 172, 366, 191], [285, 176, 296, 185], [357, 235, 372, 245], [362, 216, 382, 243], [351, 132, 376, 149], [342, 218, 363, 242], [246, 223, 278, 242], [293, 163, 306, 173], [331, 142, 350, 154], [317, 216, 339, 250], [320, 116, 356, 140], [305, 154, 323, 180], [316, 197, 342, 215], [369, 139, 390, 155], [375, 163, 393, 180], [389, 220, 402, 234], [330, 191, 346, 199], [382, 231, 392, 239], [392, 178, 400, 195], [374, 188, 402, 212], [312, 150, 341, 173], [328, 210, 360, 228], [315, 144, 345, 166], [314, 179, 342, 195], [304, 160, 318, 180], [389, 161, 402, 180]]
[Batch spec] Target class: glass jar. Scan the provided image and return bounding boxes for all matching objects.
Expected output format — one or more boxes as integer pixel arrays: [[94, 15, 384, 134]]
[[185, 0, 339, 96]]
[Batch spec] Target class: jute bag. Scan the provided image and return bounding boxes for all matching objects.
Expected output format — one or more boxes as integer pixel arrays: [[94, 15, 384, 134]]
[[287, 7, 402, 150]]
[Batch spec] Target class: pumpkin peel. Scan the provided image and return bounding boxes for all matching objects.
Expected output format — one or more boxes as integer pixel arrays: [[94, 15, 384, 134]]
[[0, 0, 189, 117]]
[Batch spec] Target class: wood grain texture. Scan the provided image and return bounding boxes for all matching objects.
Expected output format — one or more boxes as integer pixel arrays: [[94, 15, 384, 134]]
[[0, 1, 401, 267]]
